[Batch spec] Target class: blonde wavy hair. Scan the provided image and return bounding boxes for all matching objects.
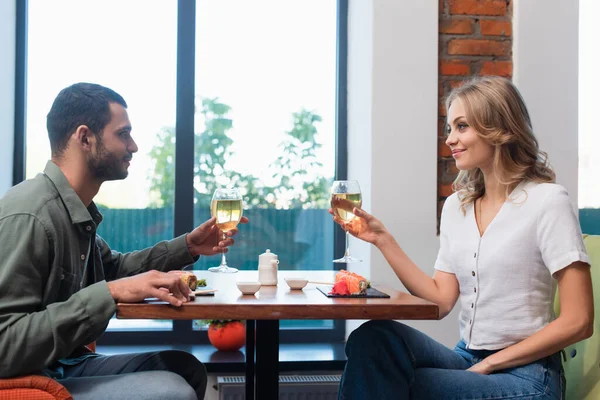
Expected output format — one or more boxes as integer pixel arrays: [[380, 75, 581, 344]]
[[445, 76, 555, 213]]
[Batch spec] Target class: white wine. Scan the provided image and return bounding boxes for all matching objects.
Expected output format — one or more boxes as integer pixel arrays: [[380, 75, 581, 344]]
[[331, 193, 362, 222], [211, 199, 243, 232]]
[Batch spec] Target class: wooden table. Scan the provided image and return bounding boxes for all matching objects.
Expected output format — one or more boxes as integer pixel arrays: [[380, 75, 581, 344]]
[[117, 270, 439, 399]]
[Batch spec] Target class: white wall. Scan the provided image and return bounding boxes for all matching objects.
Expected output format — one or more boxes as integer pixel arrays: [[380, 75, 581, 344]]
[[346, 0, 460, 347], [513, 0, 579, 205], [0, 0, 15, 196], [346, 0, 374, 281]]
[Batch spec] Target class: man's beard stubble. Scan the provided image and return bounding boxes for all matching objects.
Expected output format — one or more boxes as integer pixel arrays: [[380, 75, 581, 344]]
[[88, 139, 129, 182]]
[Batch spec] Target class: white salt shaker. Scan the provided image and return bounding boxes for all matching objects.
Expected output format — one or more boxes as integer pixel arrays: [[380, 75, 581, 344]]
[[258, 249, 279, 286]]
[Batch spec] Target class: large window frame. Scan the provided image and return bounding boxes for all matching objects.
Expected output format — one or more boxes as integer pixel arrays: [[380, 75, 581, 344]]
[[14, 0, 349, 347], [578, 0, 600, 234]]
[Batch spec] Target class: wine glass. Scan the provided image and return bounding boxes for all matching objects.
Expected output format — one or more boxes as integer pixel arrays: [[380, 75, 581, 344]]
[[330, 180, 362, 263], [208, 188, 243, 273]]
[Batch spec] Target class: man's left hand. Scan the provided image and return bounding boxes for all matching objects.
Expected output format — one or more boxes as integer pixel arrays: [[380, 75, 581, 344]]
[[186, 216, 249, 257]]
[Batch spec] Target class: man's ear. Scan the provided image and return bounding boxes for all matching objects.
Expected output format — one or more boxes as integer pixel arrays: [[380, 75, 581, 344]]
[[72, 125, 96, 152]]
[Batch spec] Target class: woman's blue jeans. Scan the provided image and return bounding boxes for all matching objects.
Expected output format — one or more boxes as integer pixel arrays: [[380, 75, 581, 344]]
[[338, 320, 565, 400]]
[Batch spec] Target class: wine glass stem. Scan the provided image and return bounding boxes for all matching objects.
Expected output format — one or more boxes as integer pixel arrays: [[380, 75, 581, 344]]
[[345, 230, 351, 258], [220, 233, 227, 267]]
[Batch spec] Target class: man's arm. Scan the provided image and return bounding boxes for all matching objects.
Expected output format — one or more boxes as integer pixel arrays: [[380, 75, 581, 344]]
[[99, 216, 247, 280], [98, 234, 197, 281], [0, 214, 115, 378]]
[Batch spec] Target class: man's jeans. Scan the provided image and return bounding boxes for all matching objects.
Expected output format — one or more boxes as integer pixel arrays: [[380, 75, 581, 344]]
[[339, 320, 564, 400], [57, 350, 207, 400]]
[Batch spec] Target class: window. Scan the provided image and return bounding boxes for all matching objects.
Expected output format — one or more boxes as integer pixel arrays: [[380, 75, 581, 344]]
[[191, 0, 338, 332], [25, 0, 178, 332], [18, 0, 347, 345], [579, 0, 600, 234]]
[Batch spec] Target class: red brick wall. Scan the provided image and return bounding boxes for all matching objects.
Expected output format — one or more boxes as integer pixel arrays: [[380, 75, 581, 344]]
[[438, 0, 512, 226]]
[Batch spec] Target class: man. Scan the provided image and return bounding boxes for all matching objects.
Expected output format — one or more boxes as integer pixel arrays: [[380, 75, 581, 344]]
[[0, 83, 247, 399]]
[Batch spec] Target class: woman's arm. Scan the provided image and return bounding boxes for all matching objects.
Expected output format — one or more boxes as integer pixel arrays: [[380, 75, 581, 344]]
[[471, 261, 593, 374], [376, 233, 459, 318], [336, 207, 460, 318]]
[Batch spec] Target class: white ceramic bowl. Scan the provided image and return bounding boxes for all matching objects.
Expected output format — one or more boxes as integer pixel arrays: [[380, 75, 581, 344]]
[[284, 277, 308, 290], [236, 281, 261, 295]]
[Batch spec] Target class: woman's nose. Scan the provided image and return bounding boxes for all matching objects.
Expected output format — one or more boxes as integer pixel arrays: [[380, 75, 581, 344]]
[[445, 130, 456, 147]]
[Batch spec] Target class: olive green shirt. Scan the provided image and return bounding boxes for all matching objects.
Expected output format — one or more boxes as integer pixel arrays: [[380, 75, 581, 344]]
[[0, 161, 196, 378]]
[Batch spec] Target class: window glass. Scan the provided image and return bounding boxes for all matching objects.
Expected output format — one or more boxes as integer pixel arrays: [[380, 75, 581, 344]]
[[190, 0, 338, 330], [26, 0, 178, 331]]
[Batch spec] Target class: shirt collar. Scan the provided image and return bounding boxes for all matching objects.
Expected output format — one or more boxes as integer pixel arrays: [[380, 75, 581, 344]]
[[508, 180, 530, 204], [43, 160, 103, 226]]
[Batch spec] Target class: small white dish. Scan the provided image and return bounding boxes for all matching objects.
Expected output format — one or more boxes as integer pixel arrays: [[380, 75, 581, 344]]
[[236, 281, 261, 295], [284, 277, 308, 290]]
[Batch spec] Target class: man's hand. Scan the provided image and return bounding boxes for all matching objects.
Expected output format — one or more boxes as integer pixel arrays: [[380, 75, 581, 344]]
[[107, 270, 192, 306], [185, 216, 249, 257]]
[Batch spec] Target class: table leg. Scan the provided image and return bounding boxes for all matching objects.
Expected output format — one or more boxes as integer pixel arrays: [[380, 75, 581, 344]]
[[245, 320, 255, 400], [255, 320, 279, 399]]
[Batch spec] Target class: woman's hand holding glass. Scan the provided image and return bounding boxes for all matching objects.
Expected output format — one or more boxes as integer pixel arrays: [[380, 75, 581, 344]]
[[330, 180, 363, 263], [329, 206, 389, 248]]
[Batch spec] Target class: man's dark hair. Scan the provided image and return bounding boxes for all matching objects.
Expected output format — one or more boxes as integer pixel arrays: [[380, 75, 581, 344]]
[[46, 83, 127, 157]]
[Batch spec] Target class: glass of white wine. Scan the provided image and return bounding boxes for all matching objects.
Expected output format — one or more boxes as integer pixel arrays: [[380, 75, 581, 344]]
[[330, 180, 362, 263], [208, 188, 243, 273]]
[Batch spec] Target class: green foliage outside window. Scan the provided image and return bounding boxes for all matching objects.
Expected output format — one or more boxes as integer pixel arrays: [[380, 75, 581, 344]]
[[148, 98, 332, 209]]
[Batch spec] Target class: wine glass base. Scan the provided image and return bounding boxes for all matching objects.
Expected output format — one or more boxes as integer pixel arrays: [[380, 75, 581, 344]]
[[333, 256, 362, 263], [208, 266, 239, 273]]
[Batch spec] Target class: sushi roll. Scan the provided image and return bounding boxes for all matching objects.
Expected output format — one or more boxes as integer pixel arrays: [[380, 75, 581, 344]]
[[333, 270, 369, 295], [179, 271, 198, 290]]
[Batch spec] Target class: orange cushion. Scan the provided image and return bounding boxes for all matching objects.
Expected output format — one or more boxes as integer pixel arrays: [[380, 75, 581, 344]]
[[0, 342, 96, 400], [0, 376, 72, 400], [0, 388, 64, 400]]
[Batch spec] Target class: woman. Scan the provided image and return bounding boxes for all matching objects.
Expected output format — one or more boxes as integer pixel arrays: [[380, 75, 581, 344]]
[[333, 76, 593, 400]]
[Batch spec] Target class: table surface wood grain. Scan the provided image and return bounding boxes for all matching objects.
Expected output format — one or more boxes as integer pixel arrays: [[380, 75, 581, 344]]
[[116, 270, 440, 321]]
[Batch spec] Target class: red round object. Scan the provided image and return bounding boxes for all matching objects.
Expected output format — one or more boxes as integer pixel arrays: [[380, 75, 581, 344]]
[[207, 321, 246, 351]]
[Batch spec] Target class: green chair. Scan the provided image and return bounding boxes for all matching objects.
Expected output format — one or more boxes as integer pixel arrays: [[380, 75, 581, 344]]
[[554, 234, 600, 399]]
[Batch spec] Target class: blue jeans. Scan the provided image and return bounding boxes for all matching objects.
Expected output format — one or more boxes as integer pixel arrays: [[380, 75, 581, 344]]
[[339, 320, 565, 400], [57, 350, 206, 400]]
